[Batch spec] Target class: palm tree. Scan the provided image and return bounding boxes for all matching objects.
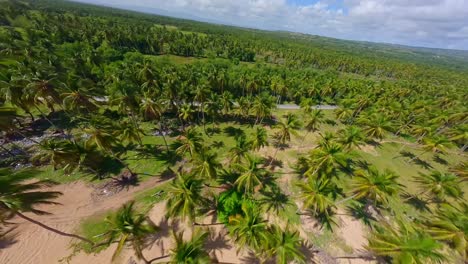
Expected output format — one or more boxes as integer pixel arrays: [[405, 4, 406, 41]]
[[271, 113, 301, 163], [227, 201, 269, 253], [305, 141, 351, 179], [425, 203, 468, 259], [165, 173, 205, 223], [178, 103, 195, 126], [249, 126, 268, 152], [367, 224, 446, 264], [413, 171, 462, 202], [0, 168, 92, 244], [303, 109, 324, 141], [338, 126, 366, 150], [229, 134, 250, 164], [252, 94, 274, 125], [100, 201, 158, 263], [450, 161, 467, 181], [267, 224, 306, 264], [118, 120, 144, 146], [410, 136, 453, 162], [168, 230, 211, 264], [351, 166, 402, 206], [173, 127, 203, 157], [84, 126, 115, 153], [275, 113, 302, 146], [296, 177, 338, 217], [62, 89, 97, 112], [358, 113, 394, 141], [192, 148, 221, 180], [233, 155, 270, 194]]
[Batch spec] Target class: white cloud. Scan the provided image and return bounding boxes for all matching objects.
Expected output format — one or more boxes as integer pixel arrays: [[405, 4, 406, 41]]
[[78, 0, 468, 50]]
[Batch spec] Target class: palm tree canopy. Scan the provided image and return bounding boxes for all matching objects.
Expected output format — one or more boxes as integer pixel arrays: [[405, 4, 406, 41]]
[[169, 230, 211, 264], [414, 171, 462, 201], [351, 166, 402, 205], [227, 200, 269, 252], [425, 203, 468, 259], [103, 201, 158, 261], [267, 224, 306, 264], [367, 224, 446, 264], [165, 173, 205, 222]]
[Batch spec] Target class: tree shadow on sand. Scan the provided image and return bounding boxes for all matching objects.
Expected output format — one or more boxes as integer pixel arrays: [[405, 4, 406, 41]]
[[0, 226, 18, 250]]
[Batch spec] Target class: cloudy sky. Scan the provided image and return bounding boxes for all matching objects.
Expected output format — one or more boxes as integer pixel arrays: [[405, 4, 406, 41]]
[[75, 0, 468, 50]]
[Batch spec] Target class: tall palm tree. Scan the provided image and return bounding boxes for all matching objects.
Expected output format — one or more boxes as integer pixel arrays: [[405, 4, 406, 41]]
[[413, 171, 462, 202], [267, 224, 306, 264], [229, 134, 250, 164], [450, 161, 467, 182], [233, 155, 270, 194], [0, 168, 92, 244], [305, 141, 351, 179], [367, 224, 446, 264], [62, 89, 97, 112], [410, 136, 453, 162], [192, 148, 221, 180], [118, 120, 144, 146], [425, 203, 468, 259], [227, 201, 269, 253], [165, 173, 205, 223], [358, 113, 394, 141], [338, 126, 366, 150], [169, 230, 211, 264], [84, 126, 116, 153], [252, 94, 274, 125], [100, 201, 158, 263], [249, 126, 268, 152], [178, 103, 195, 126], [351, 166, 402, 206], [271, 113, 301, 163], [296, 177, 338, 216], [303, 109, 324, 141], [173, 127, 203, 157]]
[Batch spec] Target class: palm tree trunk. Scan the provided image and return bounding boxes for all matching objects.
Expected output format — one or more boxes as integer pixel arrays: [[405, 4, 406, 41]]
[[335, 193, 359, 205], [147, 255, 170, 263], [193, 222, 224, 226], [15, 211, 93, 244], [268, 147, 279, 166]]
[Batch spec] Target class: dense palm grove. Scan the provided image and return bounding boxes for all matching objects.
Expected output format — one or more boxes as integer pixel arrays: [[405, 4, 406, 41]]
[[1, 0, 467, 263]]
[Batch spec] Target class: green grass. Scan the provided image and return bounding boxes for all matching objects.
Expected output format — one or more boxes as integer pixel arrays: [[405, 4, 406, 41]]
[[34, 166, 90, 184]]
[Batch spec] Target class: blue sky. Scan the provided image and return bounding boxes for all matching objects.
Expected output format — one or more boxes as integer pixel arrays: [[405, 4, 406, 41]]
[[76, 0, 468, 50]]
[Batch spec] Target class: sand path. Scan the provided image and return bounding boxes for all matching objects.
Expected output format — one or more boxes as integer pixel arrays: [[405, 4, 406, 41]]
[[0, 177, 168, 264]]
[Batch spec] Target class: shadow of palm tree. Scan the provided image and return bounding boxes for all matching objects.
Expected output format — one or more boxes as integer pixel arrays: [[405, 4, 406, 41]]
[[0, 226, 18, 249], [300, 241, 319, 263], [354, 160, 371, 170], [205, 229, 232, 255], [155, 150, 182, 166], [239, 251, 261, 264], [401, 193, 431, 212], [262, 157, 283, 170], [346, 202, 377, 227], [223, 126, 246, 138], [412, 158, 433, 170], [399, 150, 415, 159], [206, 127, 221, 135], [211, 140, 225, 149], [433, 155, 448, 165]]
